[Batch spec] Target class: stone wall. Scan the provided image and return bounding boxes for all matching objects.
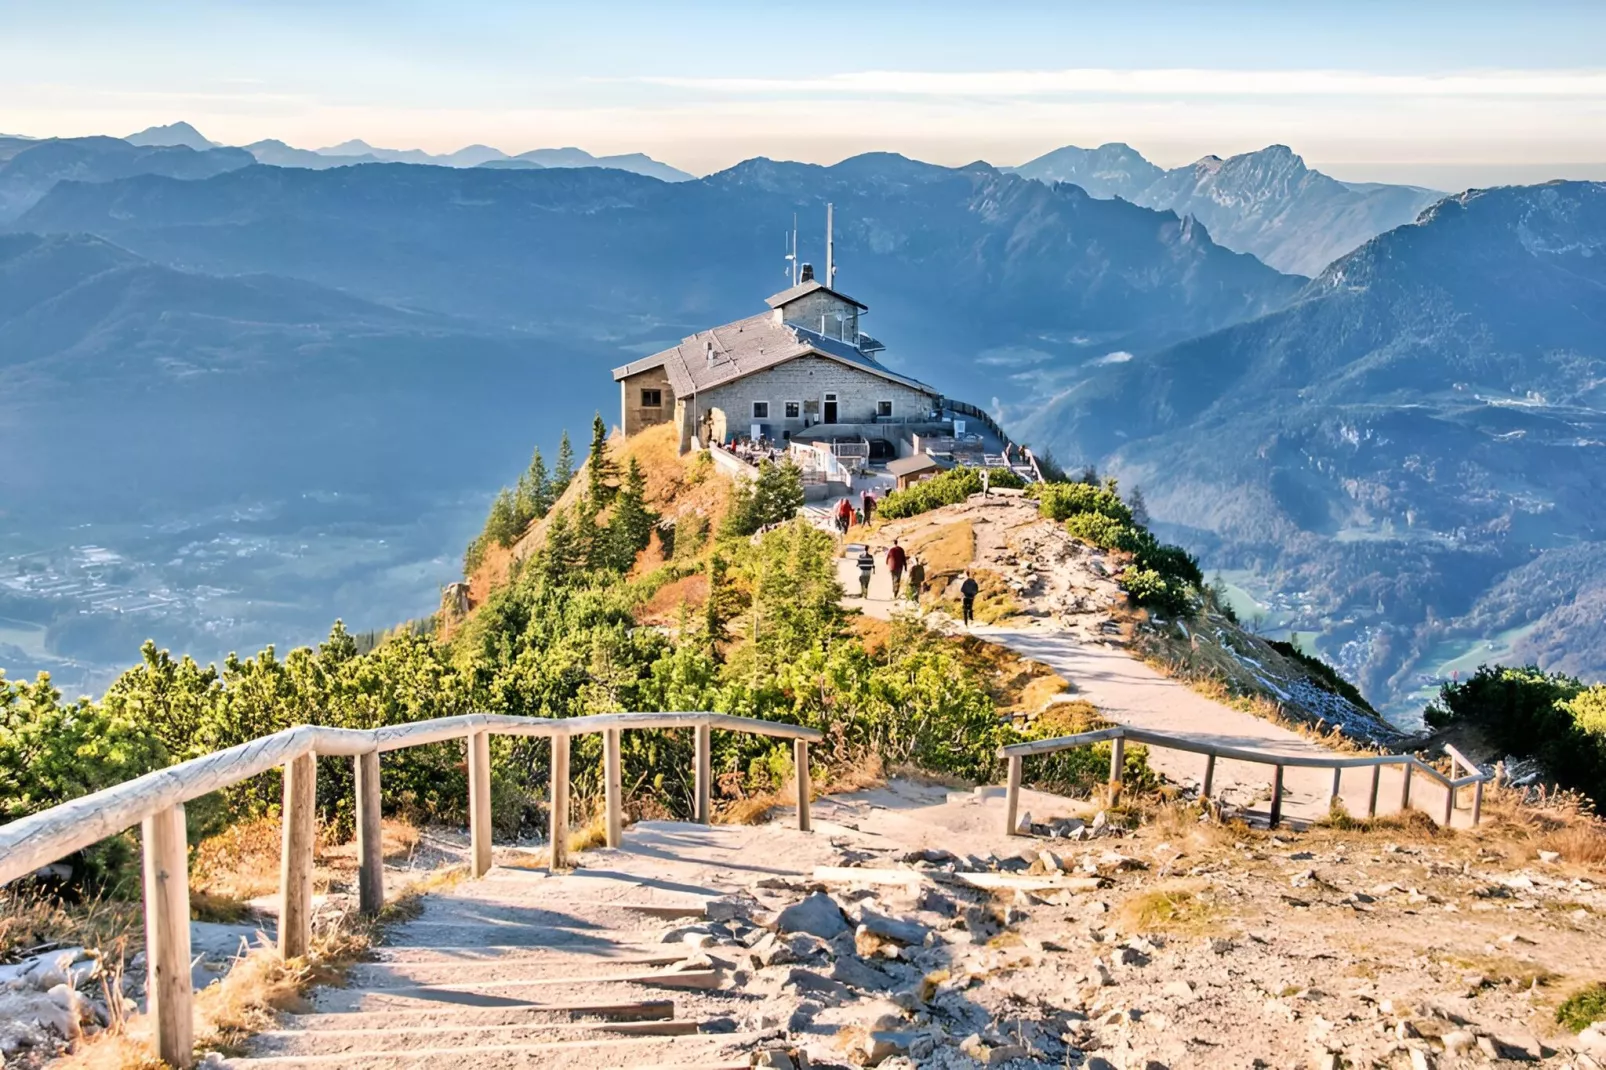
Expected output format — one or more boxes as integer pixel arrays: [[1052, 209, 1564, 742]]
[[688, 355, 936, 446], [778, 292, 859, 342]]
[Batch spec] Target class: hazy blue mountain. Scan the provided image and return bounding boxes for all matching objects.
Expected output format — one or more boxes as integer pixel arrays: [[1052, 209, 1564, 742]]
[[1008, 142, 1165, 200], [242, 139, 380, 169], [1019, 181, 1606, 712], [13, 153, 1300, 408], [478, 158, 545, 170], [125, 121, 217, 150], [514, 147, 693, 182], [1012, 143, 1443, 276], [0, 136, 252, 221]]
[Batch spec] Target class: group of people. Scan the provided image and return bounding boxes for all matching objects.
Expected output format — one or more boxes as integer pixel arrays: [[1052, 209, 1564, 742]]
[[850, 537, 981, 626], [832, 489, 878, 534]]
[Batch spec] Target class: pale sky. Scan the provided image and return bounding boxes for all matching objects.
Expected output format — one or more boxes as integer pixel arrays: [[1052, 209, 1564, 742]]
[[3, 0, 1605, 189]]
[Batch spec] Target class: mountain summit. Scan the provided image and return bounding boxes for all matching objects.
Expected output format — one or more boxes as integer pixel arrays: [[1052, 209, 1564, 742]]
[[1013, 143, 1443, 276], [125, 121, 216, 151]]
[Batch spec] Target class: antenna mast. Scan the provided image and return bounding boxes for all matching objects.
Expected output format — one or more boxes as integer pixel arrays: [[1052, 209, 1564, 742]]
[[825, 202, 835, 287]]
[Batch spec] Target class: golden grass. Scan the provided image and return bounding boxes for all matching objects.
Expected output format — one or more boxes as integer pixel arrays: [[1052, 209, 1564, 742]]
[[1114, 880, 1219, 935], [906, 520, 976, 583], [0, 890, 143, 962], [634, 572, 709, 626]]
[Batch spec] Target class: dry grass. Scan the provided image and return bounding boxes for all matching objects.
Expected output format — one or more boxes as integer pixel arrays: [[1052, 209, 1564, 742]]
[[634, 572, 709, 626], [905, 520, 975, 581], [1114, 880, 1219, 935], [0, 890, 143, 963]]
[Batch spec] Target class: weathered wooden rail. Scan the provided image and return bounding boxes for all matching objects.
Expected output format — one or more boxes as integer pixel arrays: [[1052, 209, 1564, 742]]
[[0, 711, 822, 1067], [999, 725, 1493, 835]]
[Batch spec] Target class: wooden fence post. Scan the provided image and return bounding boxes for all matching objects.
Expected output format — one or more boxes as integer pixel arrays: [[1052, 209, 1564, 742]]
[[1269, 765, 1285, 828], [1201, 753, 1216, 801], [1399, 762, 1413, 815], [1471, 778, 1485, 826], [1368, 765, 1381, 819], [141, 802, 194, 1068], [1107, 737, 1125, 807], [1330, 767, 1342, 806], [468, 730, 492, 878], [1442, 779, 1456, 828], [549, 732, 570, 871], [1004, 754, 1023, 835], [355, 750, 383, 916], [279, 752, 316, 960], [694, 723, 712, 824], [604, 728, 624, 848], [794, 739, 812, 832]]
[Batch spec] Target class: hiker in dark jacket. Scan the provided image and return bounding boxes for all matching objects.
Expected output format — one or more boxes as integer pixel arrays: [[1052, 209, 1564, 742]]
[[885, 539, 907, 597], [905, 557, 926, 601], [960, 571, 979, 627], [855, 547, 876, 597], [861, 489, 877, 523]]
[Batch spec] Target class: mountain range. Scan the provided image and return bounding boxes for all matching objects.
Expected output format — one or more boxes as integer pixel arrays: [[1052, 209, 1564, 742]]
[[125, 121, 695, 182], [1019, 180, 1606, 715], [1011, 143, 1443, 277], [0, 135, 251, 221]]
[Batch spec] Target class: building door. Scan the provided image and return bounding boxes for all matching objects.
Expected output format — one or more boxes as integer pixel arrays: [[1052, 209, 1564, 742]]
[[823, 392, 838, 424]]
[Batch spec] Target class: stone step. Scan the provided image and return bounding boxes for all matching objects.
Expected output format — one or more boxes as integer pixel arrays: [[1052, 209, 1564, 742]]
[[224, 1028, 776, 1069], [247, 1016, 703, 1056], [306, 969, 723, 1013], [370, 942, 679, 964], [280, 997, 678, 1030], [346, 950, 689, 986]]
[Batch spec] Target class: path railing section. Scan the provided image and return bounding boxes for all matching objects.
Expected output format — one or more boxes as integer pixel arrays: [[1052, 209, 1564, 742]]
[[0, 711, 822, 1067], [999, 725, 1492, 835]]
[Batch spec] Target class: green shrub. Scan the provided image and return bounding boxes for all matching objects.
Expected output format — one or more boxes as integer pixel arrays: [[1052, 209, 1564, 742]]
[[1122, 566, 1190, 616], [1035, 481, 1132, 524], [1064, 512, 1132, 551], [722, 460, 805, 536], [1556, 982, 1606, 1032], [876, 467, 983, 519]]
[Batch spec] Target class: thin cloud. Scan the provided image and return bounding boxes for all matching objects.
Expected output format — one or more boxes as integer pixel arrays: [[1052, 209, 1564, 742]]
[[629, 68, 1606, 99]]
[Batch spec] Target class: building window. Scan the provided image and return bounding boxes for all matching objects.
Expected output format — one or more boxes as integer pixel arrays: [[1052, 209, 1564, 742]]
[[877, 400, 894, 418], [784, 401, 801, 419], [640, 388, 662, 407], [752, 401, 769, 419]]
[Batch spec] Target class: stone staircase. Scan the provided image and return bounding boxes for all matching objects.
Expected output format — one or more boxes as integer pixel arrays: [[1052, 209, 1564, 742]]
[[223, 820, 846, 1069]]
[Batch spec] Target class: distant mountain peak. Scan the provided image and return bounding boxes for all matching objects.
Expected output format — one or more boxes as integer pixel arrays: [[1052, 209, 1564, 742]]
[[126, 121, 215, 151]]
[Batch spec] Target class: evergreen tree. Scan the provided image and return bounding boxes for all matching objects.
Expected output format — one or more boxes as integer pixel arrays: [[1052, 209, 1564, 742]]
[[606, 457, 655, 571], [586, 412, 618, 504], [541, 506, 580, 579], [704, 553, 733, 657], [722, 460, 806, 537], [1127, 485, 1151, 530], [553, 431, 575, 496], [514, 446, 552, 525], [484, 488, 521, 547]]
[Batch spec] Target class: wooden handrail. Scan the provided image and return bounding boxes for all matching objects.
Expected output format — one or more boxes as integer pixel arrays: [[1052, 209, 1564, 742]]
[[0, 709, 822, 1068], [998, 724, 1492, 835]]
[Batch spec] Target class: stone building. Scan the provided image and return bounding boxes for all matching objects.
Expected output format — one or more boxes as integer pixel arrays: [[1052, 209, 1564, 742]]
[[612, 271, 943, 453]]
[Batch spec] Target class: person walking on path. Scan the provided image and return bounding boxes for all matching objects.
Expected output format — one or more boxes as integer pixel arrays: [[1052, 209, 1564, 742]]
[[959, 570, 979, 627], [855, 546, 876, 598], [834, 496, 854, 535], [981, 468, 991, 497], [905, 556, 926, 602], [861, 488, 877, 524], [885, 539, 907, 597]]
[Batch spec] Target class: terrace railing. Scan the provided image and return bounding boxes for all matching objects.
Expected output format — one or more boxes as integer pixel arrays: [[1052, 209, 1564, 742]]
[[999, 725, 1492, 835], [0, 711, 822, 1067]]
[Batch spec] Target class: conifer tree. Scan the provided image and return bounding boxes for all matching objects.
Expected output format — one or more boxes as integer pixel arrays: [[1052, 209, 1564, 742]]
[[586, 412, 618, 504], [553, 431, 575, 495], [484, 488, 521, 547], [606, 457, 655, 571], [1127, 485, 1151, 530], [541, 506, 580, 579], [515, 446, 552, 524]]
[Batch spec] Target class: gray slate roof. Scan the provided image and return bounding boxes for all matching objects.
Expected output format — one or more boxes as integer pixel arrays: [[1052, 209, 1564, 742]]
[[886, 453, 952, 477], [764, 279, 867, 311], [611, 311, 937, 399]]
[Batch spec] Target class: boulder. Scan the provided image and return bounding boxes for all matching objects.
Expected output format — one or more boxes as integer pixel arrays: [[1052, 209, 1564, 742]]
[[831, 954, 893, 992], [775, 893, 850, 940], [858, 909, 930, 946]]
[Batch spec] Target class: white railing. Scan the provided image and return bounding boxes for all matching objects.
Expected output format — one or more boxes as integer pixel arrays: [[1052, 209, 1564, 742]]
[[0, 711, 822, 1066]]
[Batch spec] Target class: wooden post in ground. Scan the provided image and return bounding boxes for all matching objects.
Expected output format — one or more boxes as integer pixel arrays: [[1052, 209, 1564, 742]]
[[549, 732, 571, 871], [141, 802, 194, 1068], [279, 751, 316, 960], [1107, 737, 1125, 807], [1471, 778, 1485, 826], [1330, 767, 1342, 806], [354, 750, 383, 916], [1442, 778, 1456, 828], [1004, 754, 1023, 835], [468, 729, 492, 877], [604, 728, 624, 848], [1368, 765, 1381, 818], [1399, 762, 1414, 815], [794, 739, 812, 832], [1201, 753, 1216, 801], [693, 723, 712, 824], [1269, 765, 1285, 828]]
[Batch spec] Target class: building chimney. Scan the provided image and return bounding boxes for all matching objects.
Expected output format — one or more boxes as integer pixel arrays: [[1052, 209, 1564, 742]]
[[705, 339, 715, 365], [800, 262, 814, 283]]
